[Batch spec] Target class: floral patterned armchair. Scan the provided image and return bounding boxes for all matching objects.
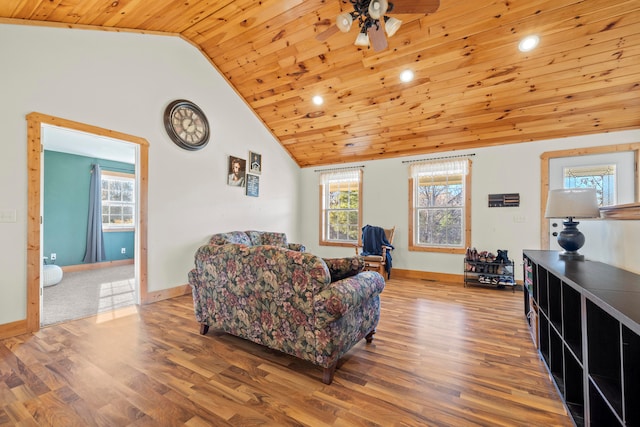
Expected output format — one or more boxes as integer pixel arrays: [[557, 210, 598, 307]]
[[188, 232, 385, 384]]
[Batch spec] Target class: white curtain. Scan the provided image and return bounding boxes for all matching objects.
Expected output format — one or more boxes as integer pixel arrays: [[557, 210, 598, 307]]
[[319, 169, 362, 185], [409, 159, 469, 178]]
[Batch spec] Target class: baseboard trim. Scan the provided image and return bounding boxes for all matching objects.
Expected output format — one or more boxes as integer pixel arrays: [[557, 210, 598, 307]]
[[0, 319, 28, 339], [392, 268, 462, 283], [61, 259, 134, 273], [143, 284, 191, 305], [392, 268, 523, 287]]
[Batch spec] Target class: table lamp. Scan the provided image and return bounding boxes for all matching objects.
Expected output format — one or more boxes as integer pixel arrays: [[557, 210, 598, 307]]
[[544, 188, 600, 261]]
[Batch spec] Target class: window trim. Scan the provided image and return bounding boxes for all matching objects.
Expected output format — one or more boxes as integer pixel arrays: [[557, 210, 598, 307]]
[[318, 169, 363, 247], [101, 170, 135, 232], [408, 161, 472, 254], [540, 142, 640, 246]]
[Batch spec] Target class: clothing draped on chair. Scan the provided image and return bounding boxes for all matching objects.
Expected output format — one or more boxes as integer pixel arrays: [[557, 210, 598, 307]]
[[360, 225, 394, 277], [83, 163, 106, 263]]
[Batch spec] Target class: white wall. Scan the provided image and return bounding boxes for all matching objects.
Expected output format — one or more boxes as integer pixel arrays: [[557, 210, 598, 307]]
[[299, 130, 640, 278], [0, 24, 300, 325]]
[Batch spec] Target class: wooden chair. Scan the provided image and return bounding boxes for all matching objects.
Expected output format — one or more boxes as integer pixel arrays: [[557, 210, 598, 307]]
[[355, 225, 395, 279]]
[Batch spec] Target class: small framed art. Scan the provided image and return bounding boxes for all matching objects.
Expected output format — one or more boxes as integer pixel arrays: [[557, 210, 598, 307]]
[[228, 156, 246, 187], [249, 151, 262, 175], [246, 174, 260, 197]]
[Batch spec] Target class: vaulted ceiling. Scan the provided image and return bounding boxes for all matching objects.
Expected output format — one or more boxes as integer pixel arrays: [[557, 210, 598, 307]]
[[2, 0, 639, 167]]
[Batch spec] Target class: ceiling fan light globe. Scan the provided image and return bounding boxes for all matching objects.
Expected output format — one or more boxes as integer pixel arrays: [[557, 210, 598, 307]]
[[368, 0, 388, 20], [385, 17, 402, 37], [354, 32, 370, 46], [336, 13, 353, 32]]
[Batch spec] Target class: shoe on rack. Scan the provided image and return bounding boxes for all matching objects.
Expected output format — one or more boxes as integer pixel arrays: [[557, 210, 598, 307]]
[[496, 249, 509, 264]]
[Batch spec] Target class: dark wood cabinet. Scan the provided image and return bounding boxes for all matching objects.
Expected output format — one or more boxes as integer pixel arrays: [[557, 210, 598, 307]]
[[523, 250, 640, 427]]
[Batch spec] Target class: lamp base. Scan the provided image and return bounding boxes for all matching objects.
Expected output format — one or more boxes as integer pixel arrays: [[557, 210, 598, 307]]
[[559, 251, 585, 261], [556, 219, 586, 261]]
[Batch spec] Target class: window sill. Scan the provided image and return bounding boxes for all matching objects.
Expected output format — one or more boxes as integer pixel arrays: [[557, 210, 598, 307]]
[[409, 245, 466, 254], [320, 241, 360, 248], [599, 203, 640, 220], [104, 227, 135, 233]]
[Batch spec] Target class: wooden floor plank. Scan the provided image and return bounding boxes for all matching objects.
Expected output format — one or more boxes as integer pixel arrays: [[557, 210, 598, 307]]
[[0, 278, 571, 426]]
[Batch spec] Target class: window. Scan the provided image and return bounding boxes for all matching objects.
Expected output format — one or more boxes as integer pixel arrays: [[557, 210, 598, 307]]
[[319, 169, 362, 246], [409, 159, 471, 253], [563, 164, 616, 206], [101, 171, 135, 230]]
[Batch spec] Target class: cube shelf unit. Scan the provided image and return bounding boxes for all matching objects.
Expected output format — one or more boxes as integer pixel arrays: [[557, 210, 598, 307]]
[[523, 250, 640, 427]]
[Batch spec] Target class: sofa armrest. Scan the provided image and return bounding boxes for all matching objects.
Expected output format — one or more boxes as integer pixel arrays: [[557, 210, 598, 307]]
[[313, 271, 385, 326]]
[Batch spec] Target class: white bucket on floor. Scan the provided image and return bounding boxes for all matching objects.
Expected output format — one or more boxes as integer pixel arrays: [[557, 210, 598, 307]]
[[43, 264, 63, 287]]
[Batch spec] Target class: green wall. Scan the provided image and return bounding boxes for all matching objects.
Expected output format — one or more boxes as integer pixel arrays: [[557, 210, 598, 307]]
[[43, 151, 135, 267]]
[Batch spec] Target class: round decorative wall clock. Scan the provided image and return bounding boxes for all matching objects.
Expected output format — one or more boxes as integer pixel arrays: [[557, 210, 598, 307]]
[[163, 99, 210, 151]]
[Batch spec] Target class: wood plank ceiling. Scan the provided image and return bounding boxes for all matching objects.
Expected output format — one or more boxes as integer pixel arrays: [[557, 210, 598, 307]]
[[2, 0, 639, 167]]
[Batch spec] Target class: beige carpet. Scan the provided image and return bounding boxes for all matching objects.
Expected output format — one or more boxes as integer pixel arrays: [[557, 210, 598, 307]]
[[42, 264, 136, 326]]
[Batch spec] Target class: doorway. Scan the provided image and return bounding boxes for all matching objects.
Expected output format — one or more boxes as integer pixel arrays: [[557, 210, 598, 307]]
[[26, 112, 149, 333], [41, 125, 138, 325]]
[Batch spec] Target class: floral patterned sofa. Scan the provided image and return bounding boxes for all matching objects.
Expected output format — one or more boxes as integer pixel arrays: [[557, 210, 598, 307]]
[[188, 231, 386, 384]]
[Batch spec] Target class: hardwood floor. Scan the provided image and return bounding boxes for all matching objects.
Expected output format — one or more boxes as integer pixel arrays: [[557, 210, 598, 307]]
[[0, 278, 571, 426]]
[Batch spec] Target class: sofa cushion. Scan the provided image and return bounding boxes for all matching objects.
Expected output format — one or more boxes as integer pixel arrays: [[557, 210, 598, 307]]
[[209, 231, 252, 246], [323, 256, 365, 282], [244, 230, 263, 246], [245, 230, 288, 248]]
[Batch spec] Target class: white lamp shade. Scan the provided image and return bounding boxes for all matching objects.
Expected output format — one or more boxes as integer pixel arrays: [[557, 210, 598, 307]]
[[545, 188, 600, 219], [354, 32, 370, 46], [385, 17, 402, 37], [336, 13, 353, 32], [368, 0, 389, 19]]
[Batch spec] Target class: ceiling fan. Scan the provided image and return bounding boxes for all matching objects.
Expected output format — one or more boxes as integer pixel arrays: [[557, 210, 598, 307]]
[[316, 0, 440, 51]]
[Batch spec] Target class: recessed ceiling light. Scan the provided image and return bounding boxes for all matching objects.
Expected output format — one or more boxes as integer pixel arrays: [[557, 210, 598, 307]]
[[518, 35, 540, 52], [400, 69, 414, 83], [312, 95, 324, 105]]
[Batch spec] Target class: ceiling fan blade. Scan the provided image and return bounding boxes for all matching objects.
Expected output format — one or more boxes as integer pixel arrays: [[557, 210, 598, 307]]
[[316, 24, 340, 42], [368, 25, 388, 51], [391, 0, 440, 14]]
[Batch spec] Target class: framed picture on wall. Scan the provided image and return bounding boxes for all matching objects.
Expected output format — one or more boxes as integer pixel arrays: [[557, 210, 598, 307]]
[[246, 174, 259, 197], [249, 151, 262, 175], [227, 156, 246, 187]]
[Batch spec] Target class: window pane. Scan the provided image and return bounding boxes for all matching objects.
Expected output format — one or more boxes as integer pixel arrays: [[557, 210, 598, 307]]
[[111, 205, 122, 217], [110, 181, 123, 201], [564, 164, 616, 206], [328, 190, 340, 209], [418, 208, 463, 246], [122, 187, 134, 202], [321, 171, 361, 243]]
